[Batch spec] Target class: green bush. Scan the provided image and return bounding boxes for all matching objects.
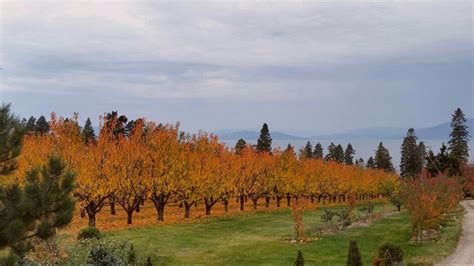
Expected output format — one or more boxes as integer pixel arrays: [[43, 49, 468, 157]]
[[77, 227, 102, 240], [87, 244, 122, 265], [294, 250, 304, 266], [347, 240, 362, 266], [378, 243, 404, 263]]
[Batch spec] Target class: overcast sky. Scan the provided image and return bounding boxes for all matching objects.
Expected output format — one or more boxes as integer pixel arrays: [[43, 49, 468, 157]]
[[1, 0, 472, 135]]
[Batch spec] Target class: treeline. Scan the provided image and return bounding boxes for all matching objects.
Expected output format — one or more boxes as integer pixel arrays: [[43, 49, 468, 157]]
[[9, 113, 397, 227]]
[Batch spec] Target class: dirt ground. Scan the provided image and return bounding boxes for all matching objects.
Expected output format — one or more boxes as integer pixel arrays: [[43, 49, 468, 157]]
[[437, 200, 474, 266]]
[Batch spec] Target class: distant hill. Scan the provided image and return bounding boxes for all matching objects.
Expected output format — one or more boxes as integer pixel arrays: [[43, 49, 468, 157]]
[[216, 130, 306, 141], [218, 118, 473, 141]]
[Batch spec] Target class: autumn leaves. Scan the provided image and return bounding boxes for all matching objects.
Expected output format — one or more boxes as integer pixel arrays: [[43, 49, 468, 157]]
[[15, 114, 397, 226]]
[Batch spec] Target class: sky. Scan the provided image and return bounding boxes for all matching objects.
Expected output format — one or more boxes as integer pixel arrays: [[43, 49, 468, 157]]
[[1, 0, 473, 136]]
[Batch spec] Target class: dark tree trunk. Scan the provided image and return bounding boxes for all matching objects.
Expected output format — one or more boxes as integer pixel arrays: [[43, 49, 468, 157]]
[[150, 192, 169, 221], [252, 197, 258, 210], [397, 205, 401, 212], [265, 195, 270, 208], [80, 208, 86, 218], [311, 195, 314, 203], [204, 197, 214, 215], [88, 213, 96, 228], [287, 193, 291, 207], [223, 199, 229, 212], [239, 195, 245, 210], [276, 196, 282, 207], [110, 202, 116, 215], [127, 211, 133, 225], [135, 202, 140, 213], [184, 201, 192, 218]]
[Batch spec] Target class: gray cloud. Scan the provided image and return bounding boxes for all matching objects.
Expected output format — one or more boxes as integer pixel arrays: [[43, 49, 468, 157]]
[[1, 0, 472, 134]]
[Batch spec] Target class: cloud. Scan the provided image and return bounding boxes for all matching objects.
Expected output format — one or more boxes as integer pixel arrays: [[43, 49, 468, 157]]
[[0, 0, 472, 132]]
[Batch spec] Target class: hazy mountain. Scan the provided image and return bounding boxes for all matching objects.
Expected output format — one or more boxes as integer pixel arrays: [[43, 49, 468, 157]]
[[216, 130, 305, 141], [218, 118, 473, 141]]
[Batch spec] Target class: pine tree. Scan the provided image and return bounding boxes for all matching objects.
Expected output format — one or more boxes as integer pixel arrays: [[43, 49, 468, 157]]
[[1, 156, 75, 257], [448, 108, 470, 164], [400, 128, 422, 178], [313, 142, 324, 159], [25, 116, 36, 133], [347, 240, 363, 266], [103, 111, 128, 137], [256, 123, 272, 153], [325, 143, 336, 161], [235, 139, 247, 155], [374, 142, 394, 172], [366, 157, 375, 169], [34, 115, 49, 134], [294, 250, 304, 266], [344, 143, 355, 165], [0, 104, 75, 257], [301, 141, 313, 159], [334, 144, 345, 163], [425, 143, 455, 177], [356, 158, 365, 168], [0, 104, 24, 176], [82, 117, 96, 144]]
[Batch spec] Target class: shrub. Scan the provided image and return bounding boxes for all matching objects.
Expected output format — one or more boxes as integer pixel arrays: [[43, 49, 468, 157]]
[[87, 244, 122, 265], [77, 227, 101, 240], [377, 243, 403, 264], [146, 256, 153, 266], [347, 240, 362, 266], [294, 250, 304, 266]]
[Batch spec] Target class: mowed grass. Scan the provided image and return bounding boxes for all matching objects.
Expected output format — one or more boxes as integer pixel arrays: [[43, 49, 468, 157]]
[[94, 203, 462, 265]]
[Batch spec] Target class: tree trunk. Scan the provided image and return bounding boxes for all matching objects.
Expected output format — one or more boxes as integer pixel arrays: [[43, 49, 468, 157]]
[[265, 196, 270, 208], [184, 201, 192, 218], [127, 211, 133, 225], [287, 194, 291, 207], [252, 197, 258, 210], [88, 213, 96, 228], [239, 195, 245, 211], [80, 208, 86, 218], [110, 202, 116, 215], [135, 202, 140, 213], [397, 205, 401, 212], [276, 196, 282, 207], [224, 199, 229, 212], [311, 195, 314, 203], [158, 204, 165, 221]]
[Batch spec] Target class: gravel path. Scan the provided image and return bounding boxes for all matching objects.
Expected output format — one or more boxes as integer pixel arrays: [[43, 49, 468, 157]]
[[437, 200, 474, 266]]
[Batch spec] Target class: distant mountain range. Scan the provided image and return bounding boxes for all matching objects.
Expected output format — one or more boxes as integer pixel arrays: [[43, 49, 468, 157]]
[[217, 118, 473, 141]]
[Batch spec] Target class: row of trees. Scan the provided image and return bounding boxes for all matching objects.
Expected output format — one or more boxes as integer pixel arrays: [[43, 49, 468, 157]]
[[9, 113, 398, 227]]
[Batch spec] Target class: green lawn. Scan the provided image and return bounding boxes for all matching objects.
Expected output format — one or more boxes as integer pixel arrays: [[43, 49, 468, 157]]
[[91, 203, 462, 265]]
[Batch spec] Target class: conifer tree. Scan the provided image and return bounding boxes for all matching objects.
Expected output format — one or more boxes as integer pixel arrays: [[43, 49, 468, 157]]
[[334, 144, 345, 163], [235, 138, 247, 155], [34, 115, 49, 134], [347, 240, 363, 266], [256, 123, 272, 153], [301, 141, 313, 159], [374, 142, 394, 172], [400, 128, 422, 178], [356, 158, 365, 168], [448, 108, 470, 163], [294, 250, 304, 266], [25, 116, 36, 133], [313, 142, 324, 159], [325, 142, 336, 161], [82, 117, 96, 144], [344, 143, 355, 165], [0, 104, 75, 257], [366, 157, 375, 169]]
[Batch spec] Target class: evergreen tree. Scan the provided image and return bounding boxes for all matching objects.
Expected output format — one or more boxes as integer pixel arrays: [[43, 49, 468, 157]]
[[347, 240, 363, 266], [448, 108, 470, 163], [25, 116, 36, 133], [400, 128, 422, 178], [334, 144, 345, 163], [313, 142, 324, 159], [103, 111, 128, 137], [0, 104, 24, 176], [294, 250, 304, 266], [34, 115, 49, 134], [366, 157, 375, 169], [235, 139, 247, 155], [325, 143, 336, 161], [0, 104, 75, 257], [425, 143, 455, 177], [374, 142, 394, 172], [285, 144, 296, 155], [344, 143, 355, 165], [301, 141, 313, 159], [256, 123, 272, 153], [356, 158, 365, 168], [82, 117, 96, 144]]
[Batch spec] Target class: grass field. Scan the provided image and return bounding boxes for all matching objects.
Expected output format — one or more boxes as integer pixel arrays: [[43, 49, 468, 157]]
[[71, 203, 461, 265]]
